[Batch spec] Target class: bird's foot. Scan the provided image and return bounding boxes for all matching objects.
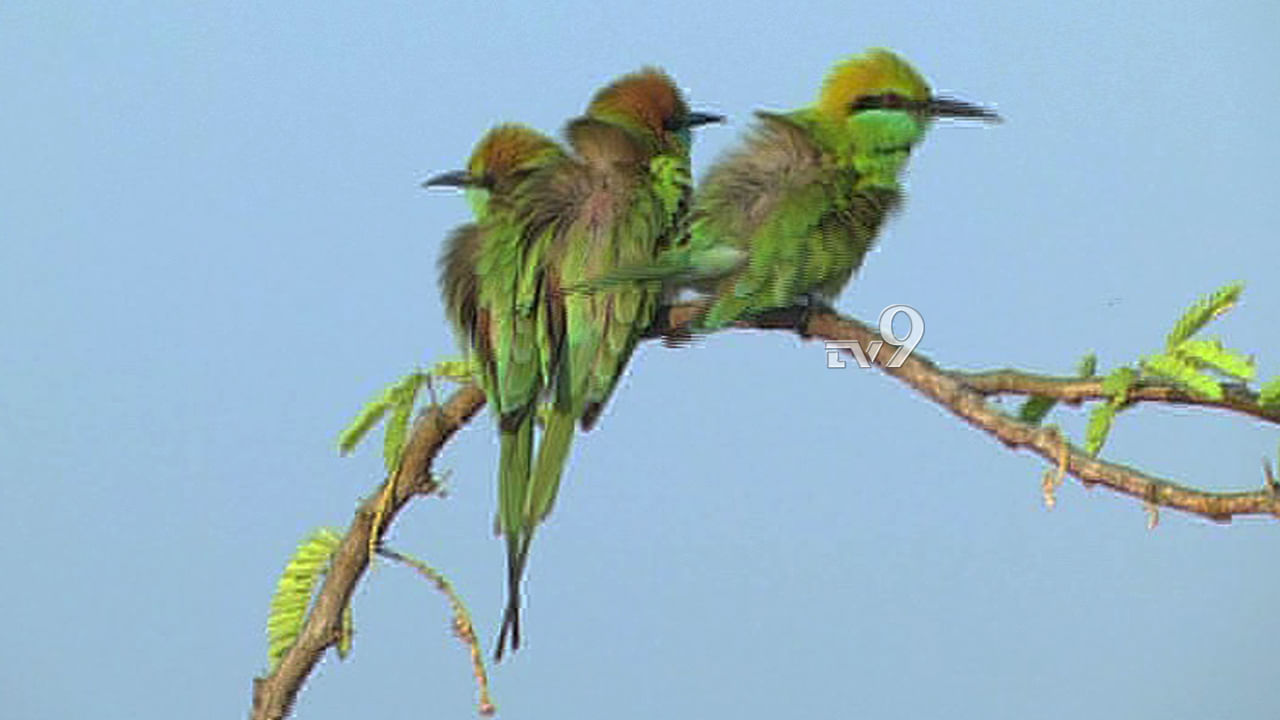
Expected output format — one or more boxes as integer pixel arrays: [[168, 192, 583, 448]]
[[792, 295, 831, 339]]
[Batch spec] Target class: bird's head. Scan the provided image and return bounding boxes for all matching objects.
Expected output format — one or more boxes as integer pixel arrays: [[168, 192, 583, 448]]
[[583, 67, 723, 156], [423, 123, 563, 196], [816, 48, 998, 153]]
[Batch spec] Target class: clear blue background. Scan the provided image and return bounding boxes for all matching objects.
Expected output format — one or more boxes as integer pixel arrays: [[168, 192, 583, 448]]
[[4, 1, 1278, 718]]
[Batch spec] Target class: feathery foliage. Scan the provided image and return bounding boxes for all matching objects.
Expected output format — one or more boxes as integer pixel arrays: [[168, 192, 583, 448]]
[[1174, 339, 1254, 380], [1077, 353, 1098, 379], [338, 370, 431, 472], [1085, 367, 1136, 456], [382, 372, 429, 474], [1260, 376, 1280, 410], [1141, 354, 1223, 400], [267, 527, 345, 671], [335, 362, 476, 570], [1084, 283, 1252, 455], [1142, 285, 1253, 401], [338, 361, 475, 472], [337, 398, 392, 458], [1100, 366, 1137, 404], [1084, 400, 1117, 457], [1018, 395, 1056, 425], [1164, 282, 1243, 350]]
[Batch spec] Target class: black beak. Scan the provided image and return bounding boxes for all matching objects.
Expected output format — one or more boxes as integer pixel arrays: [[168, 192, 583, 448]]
[[420, 169, 473, 189], [926, 95, 1001, 123], [685, 111, 727, 128]]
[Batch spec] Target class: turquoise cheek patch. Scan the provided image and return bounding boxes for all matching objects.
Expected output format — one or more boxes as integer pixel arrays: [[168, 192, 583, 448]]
[[847, 111, 924, 186], [847, 110, 924, 150]]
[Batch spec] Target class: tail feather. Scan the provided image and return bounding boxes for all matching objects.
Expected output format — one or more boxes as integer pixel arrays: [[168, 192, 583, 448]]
[[495, 529, 539, 660], [494, 534, 523, 658], [529, 407, 577, 524], [494, 414, 534, 660], [496, 414, 535, 541], [494, 407, 576, 660]]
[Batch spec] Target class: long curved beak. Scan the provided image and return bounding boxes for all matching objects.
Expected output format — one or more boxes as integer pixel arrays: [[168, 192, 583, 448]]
[[927, 96, 1001, 123], [420, 169, 473, 189], [685, 111, 727, 128]]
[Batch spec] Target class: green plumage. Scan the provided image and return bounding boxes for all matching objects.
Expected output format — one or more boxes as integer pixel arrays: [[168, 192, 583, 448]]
[[492, 68, 720, 658], [580, 49, 997, 331], [430, 124, 568, 660], [432, 52, 989, 661], [693, 109, 905, 329]]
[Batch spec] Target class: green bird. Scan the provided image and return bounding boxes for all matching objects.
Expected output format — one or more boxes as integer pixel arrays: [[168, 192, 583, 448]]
[[426, 123, 568, 662], [698, 48, 998, 328], [586, 49, 999, 330], [493, 68, 722, 658]]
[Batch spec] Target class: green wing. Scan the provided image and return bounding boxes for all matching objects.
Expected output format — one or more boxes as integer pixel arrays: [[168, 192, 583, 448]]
[[694, 111, 896, 329]]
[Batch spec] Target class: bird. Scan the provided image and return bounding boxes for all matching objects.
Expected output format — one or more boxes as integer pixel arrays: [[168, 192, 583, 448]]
[[493, 67, 722, 659], [580, 49, 999, 332], [425, 122, 568, 661]]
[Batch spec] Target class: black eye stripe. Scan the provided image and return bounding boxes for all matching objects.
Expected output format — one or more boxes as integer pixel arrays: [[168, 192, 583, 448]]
[[850, 93, 913, 112]]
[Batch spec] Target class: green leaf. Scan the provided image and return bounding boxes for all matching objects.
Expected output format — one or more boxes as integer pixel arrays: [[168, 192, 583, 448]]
[[383, 372, 429, 474], [1100, 366, 1138, 405], [430, 358, 475, 383], [1083, 367, 1138, 455], [1259, 376, 1280, 409], [1076, 353, 1098, 378], [1142, 353, 1223, 401], [1018, 395, 1056, 425], [267, 527, 344, 671], [1085, 403, 1116, 456], [1174, 338, 1255, 380], [1165, 282, 1244, 350], [337, 398, 393, 457], [338, 371, 432, 459]]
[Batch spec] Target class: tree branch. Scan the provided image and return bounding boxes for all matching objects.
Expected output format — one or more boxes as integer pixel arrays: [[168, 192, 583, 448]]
[[251, 385, 486, 720], [250, 306, 1279, 719], [799, 311, 1280, 521], [952, 369, 1280, 426]]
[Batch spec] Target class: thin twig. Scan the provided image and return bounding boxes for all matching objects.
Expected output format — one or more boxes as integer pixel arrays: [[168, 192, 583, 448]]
[[378, 546, 496, 716]]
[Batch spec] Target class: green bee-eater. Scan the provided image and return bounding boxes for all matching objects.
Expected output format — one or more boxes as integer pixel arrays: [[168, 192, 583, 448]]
[[585, 49, 998, 330], [492, 68, 722, 658], [426, 123, 568, 662], [696, 48, 998, 328]]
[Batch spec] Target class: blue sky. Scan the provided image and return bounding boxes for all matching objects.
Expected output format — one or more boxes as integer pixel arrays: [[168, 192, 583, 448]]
[[4, 1, 1279, 718]]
